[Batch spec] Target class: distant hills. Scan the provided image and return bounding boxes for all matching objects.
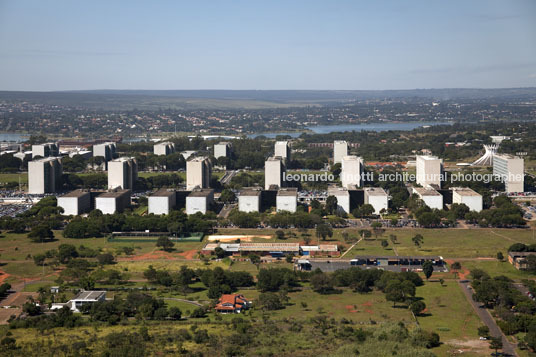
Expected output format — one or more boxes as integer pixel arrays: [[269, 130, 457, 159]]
[[1, 88, 535, 110]]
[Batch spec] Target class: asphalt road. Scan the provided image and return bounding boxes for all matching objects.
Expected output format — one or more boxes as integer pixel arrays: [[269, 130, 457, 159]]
[[458, 281, 517, 357]]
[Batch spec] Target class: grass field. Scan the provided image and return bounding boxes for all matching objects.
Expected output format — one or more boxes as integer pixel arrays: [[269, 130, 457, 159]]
[[0, 172, 27, 184]]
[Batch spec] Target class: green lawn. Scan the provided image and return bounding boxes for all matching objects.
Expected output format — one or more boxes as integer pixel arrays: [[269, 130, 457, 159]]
[[0, 172, 27, 184], [459, 260, 536, 280]]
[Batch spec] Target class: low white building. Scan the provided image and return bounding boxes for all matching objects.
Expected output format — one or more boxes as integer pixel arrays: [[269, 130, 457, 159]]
[[148, 189, 176, 215], [412, 187, 443, 210], [364, 187, 389, 214], [327, 186, 350, 213], [186, 189, 214, 215], [451, 187, 483, 212], [57, 190, 91, 216], [238, 188, 261, 213], [51, 290, 106, 313], [276, 188, 298, 213], [95, 190, 131, 214]]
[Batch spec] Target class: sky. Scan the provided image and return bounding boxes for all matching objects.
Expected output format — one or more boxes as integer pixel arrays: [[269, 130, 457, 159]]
[[0, 0, 535, 91]]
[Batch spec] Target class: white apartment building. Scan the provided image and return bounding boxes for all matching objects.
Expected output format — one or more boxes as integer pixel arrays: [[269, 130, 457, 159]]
[[340, 155, 363, 188], [186, 156, 212, 190], [493, 154, 524, 193], [32, 143, 58, 158], [153, 142, 175, 156], [274, 141, 290, 161], [214, 142, 231, 159], [93, 142, 117, 161], [333, 140, 348, 164], [28, 157, 62, 194], [327, 185, 351, 213], [95, 190, 131, 214], [416, 155, 443, 188], [107, 157, 138, 190], [265, 156, 285, 190]]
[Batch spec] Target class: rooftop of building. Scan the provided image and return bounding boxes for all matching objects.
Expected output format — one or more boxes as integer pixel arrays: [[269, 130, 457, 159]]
[[451, 187, 481, 196], [494, 153, 522, 160], [413, 187, 441, 196], [334, 140, 347, 144], [150, 189, 176, 197], [364, 187, 388, 196], [417, 155, 440, 161], [342, 155, 361, 161], [508, 251, 536, 258], [31, 157, 60, 163], [72, 290, 106, 301], [327, 185, 349, 195], [277, 188, 298, 196], [111, 156, 135, 162], [188, 189, 214, 197], [155, 141, 174, 146], [188, 156, 208, 162], [216, 141, 231, 145], [60, 190, 90, 198], [97, 189, 131, 198], [266, 156, 282, 162], [240, 188, 262, 197]]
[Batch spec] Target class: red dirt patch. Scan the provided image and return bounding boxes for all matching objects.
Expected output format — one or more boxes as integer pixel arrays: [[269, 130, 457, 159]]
[[177, 249, 197, 260], [445, 259, 470, 280], [364, 309, 374, 314], [117, 250, 176, 261], [361, 301, 373, 307], [345, 305, 358, 313], [0, 269, 11, 285]]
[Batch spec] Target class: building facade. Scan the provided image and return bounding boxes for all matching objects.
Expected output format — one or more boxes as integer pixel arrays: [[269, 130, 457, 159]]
[[186, 189, 214, 215], [107, 157, 138, 190], [333, 140, 348, 164], [28, 157, 62, 194], [416, 155, 443, 188], [238, 188, 261, 213], [276, 188, 298, 213], [93, 142, 117, 161], [95, 190, 131, 214], [57, 190, 91, 216], [186, 156, 212, 190], [451, 187, 483, 212], [148, 189, 177, 215], [340, 155, 363, 188], [153, 142, 175, 156], [265, 156, 285, 190], [32, 143, 59, 158], [274, 141, 290, 161], [214, 142, 231, 159], [364, 187, 389, 214], [493, 154, 524, 193]]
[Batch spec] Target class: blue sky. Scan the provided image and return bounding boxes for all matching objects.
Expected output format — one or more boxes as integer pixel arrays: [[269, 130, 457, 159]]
[[0, 0, 535, 90]]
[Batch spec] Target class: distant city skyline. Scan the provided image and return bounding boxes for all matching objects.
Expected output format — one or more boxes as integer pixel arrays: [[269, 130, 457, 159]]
[[0, 0, 535, 91]]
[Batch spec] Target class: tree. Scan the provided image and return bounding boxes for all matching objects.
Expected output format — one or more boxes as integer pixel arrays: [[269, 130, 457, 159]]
[[371, 222, 384, 238], [451, 261, 461, 271], [58, 244, 78, 263], [258, 292, 284, 310], [411, 234, 424, 248], [489, 337, 502, 355], [422, 261, 434, 280], [275, 230, 285, 240], [168, 306, 182, 320], [315, 223, 333, 241], [97, 253, 115, 265], [33, 253, 46, 266], [389, 234, 397, 244], [381, 240, 389, 249], [310, 273, 334, 294], [214, 247, 226, 259], [249, 254, 261, 268], [477, 325, 490, 338], [409, 300, 426, 316], [219, 189, 236, 203], [360, 204, 374, 217], [325, 195, 338, 214], [28, 224, 54, 243], [156, 236, 174, 252], [496, 251, 504, 261]]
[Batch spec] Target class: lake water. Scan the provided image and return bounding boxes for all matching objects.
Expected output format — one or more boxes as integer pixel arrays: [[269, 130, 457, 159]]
[[247, 121, 451, 138], [0, 133, 28, 142]]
